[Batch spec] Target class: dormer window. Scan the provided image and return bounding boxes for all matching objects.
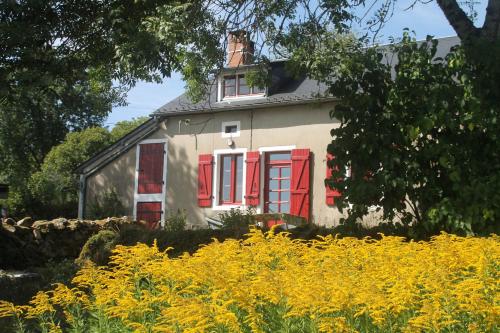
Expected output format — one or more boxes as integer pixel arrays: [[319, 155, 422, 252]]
[[222, 73, 265, 100]]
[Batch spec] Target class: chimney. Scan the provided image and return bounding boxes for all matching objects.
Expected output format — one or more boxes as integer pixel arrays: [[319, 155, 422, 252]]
[[227, 30, 254, 68]]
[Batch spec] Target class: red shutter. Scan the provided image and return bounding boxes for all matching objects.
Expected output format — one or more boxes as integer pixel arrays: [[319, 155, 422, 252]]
[[138, 143, 164, 194], [290, 149, 311, 221], [245, 151, 260, 206], [136, 202, 162, 229], [326, 153, 342, 206], [198, 154, 213, 207]]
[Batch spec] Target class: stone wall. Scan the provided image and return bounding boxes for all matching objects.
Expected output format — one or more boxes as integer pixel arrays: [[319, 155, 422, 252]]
[[0, 216, 140, 270]]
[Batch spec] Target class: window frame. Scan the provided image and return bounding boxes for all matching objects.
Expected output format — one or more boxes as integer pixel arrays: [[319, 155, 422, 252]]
[[212, 148, 248, 211], [219, 153, 244, 205], [221, 121, 241, 138], [257, 146, 296, 215], [264, 151, 292, 214], [219, 73, 266, 101]]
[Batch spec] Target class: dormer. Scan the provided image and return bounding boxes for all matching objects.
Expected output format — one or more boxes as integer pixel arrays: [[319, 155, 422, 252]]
[[217, 31, 266, 102]]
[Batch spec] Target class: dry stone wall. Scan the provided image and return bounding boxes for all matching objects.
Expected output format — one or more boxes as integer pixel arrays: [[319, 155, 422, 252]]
[[0, 216, 142, 269]]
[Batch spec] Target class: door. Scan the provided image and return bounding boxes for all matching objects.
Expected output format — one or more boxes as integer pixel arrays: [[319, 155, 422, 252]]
[[264, 151, 291, 226], [138, 143, 164, 194], [136, 202, 162, 229], [135, 141, 166, 229]]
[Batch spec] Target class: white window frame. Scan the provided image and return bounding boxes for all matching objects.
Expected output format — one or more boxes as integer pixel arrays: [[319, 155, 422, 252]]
[[221, 121, 241, 138], [257, 145, 296, 214], [133, 138, 168, 226], [217, 73, 266, 102], [212, 148, 247, 211]]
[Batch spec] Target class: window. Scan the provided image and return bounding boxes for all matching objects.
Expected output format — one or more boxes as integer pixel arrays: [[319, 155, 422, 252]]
[[221, 121, 240, 138], [225, 125, 238, 134], [264, 152, 292, 214], [219, 154, 244, 205], [222, 73, 265, 99], [223, 76, 236, 97]]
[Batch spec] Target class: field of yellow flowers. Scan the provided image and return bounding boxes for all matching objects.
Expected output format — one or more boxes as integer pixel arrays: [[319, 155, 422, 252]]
[[0, 228, 498, 333]]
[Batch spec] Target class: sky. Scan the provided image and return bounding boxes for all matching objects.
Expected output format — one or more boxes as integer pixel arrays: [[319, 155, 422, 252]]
[[106, 0, 488, 127]]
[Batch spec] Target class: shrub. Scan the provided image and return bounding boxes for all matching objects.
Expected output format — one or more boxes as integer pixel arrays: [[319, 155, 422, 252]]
[[0, 229, 497, 332], [76, 230, 119, 266], [219, 207, 255, 232], [163, 209, 187, 232]]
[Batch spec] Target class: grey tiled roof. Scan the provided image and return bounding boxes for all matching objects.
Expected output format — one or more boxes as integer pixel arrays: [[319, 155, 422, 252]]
[[153, 36, 460, 117], [153, 61, 332, 116]]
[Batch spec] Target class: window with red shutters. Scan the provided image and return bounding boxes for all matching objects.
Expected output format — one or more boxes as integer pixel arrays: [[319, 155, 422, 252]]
[[245, 151, 260, 206], [219, 154, 244, 205], [290, 149, 311, 221], [138, 143, 164, 194], [326, 153, 342, 206], [198, 154, 213, 207]]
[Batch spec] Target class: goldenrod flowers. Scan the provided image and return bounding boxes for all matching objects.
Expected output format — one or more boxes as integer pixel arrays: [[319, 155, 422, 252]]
[[1, 228, 498, 332]]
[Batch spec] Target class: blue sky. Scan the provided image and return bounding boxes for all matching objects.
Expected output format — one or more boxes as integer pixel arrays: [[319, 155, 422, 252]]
[[106, 0, 487, 127]]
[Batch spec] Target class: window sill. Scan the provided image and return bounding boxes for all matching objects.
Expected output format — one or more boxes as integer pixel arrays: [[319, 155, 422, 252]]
[[219, 94, 265, 102], [212, 204, 246, 211]]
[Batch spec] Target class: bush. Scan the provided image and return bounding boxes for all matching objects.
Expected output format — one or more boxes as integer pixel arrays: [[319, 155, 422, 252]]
[[163, 209, 187, 232], [219, 207, 255, 231], [76, 223, 241, 266], [76, 230, 119, 266], [1, 229, 497, 332]]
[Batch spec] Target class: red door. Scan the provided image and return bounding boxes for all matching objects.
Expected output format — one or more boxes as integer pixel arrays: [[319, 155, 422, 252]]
[[264, 152, 292, 226], [138, 143, 164, 194], [136, 143, 165, 229], [136, 202, 162, 229]]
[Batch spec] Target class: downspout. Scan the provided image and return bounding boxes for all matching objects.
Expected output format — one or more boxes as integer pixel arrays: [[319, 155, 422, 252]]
[[250, 109, 254, 151], [78, 174, 87, 219]]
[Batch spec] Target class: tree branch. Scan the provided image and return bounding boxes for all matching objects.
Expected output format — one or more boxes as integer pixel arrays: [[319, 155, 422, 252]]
[[482, 0, 500, 41], [435, 0, 479, 40]]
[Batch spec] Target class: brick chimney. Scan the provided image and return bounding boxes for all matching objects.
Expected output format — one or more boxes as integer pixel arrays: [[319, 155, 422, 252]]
[[227, 30, 254, 67]]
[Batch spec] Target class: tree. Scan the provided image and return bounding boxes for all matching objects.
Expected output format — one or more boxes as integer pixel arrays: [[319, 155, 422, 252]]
[[28, 128, 113, 218], [312, 32, 499, 235], [110, 117, 149, 141], [0, 1, 219, 215], [28, 118, 146, 219]]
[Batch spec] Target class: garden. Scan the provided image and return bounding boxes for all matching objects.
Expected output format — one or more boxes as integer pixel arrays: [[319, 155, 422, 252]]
[[0, 223, 498, 333]]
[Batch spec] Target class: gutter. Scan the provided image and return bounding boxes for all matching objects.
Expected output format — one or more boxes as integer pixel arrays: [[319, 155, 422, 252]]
[[152, 96, 338, 118]]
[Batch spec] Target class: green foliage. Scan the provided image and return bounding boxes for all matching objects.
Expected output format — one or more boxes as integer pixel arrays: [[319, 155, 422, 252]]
[[294, 31, 500, 235], [163, 209, 187, 232], [28, 128, 113, 218], [77, 225, 238, 266], [76, 230, 119, 266], [109, 117, 149, 141], [1, 0, 498, 231], [18, 117, 143, 219], [218, 208, 256, 231], [0, 0, 226, 217], [33, 259, 78, 290], [86, 188, 126, 220]]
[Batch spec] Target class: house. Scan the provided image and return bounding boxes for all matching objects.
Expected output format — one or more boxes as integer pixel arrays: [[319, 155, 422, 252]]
[[76, 32, 459, 228]]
